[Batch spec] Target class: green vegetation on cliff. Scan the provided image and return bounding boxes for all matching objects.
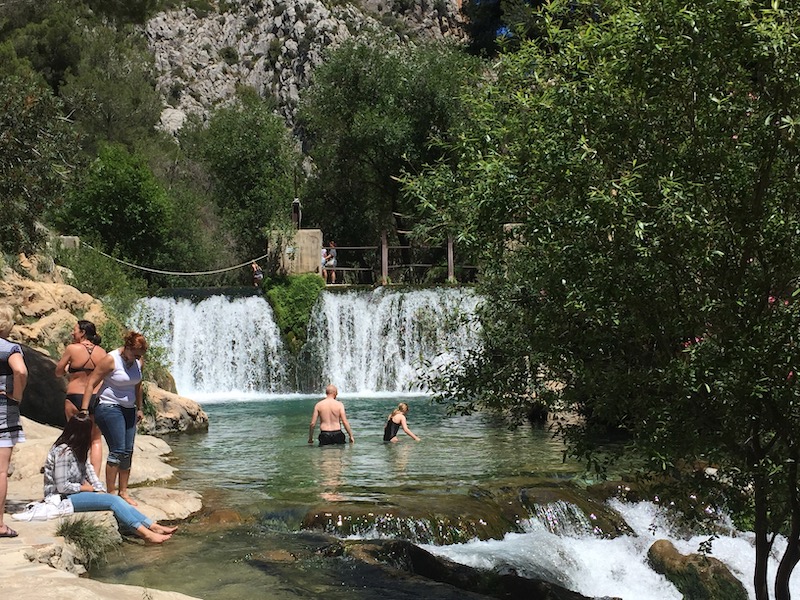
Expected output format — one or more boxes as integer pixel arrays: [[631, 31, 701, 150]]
[[266, 274, 325, 354]]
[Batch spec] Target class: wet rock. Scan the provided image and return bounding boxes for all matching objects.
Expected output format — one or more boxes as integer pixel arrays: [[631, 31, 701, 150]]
[[302, 493, 520, 544], [203, 509, 245, 524], [345, 539, 594, 600], [647, 539, 747, 600], [302, 481, 635, 545]]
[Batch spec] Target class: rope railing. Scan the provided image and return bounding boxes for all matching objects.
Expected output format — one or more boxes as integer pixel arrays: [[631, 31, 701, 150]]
[[80, 241, 270, 277]]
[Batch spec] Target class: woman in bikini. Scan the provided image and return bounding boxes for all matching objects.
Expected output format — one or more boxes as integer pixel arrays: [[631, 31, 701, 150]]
[[55, 320, 107, 476]]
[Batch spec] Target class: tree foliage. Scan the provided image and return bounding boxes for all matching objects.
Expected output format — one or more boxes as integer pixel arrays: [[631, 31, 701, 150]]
[[407, 1, 800, 598], [0, 0, 86, 93], [182, 92, 300, 259], [56, 143, 170, 265], [60, 25, 163, 152], [0, 72, 76, 254], [298, 34, 482, 248]]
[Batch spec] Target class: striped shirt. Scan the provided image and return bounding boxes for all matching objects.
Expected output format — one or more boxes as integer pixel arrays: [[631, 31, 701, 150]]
[[0, 338, 22, 397], [43, 443, 106, 496]]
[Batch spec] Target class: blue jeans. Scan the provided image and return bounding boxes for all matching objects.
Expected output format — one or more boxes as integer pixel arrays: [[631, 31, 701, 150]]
[[69, 492, 152, 530], [94, 403, 136, 470]]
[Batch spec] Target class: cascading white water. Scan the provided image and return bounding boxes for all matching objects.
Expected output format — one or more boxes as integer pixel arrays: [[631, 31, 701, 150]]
[[133, 289, 481, 396], [424, 500, 797, 600], [305, 287, 482, 393], [132, 296, 289, 396]]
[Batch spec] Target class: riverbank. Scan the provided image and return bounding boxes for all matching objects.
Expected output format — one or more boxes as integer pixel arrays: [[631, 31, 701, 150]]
[[3, 417, 202, 600]]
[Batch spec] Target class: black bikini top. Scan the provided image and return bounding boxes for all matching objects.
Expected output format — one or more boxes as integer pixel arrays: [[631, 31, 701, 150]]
[[70, 344, 96, 374]]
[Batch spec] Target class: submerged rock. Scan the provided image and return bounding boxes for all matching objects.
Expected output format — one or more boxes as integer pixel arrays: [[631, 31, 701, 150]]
[[343, 539, 595, 600], [301, 481, 634, 545]]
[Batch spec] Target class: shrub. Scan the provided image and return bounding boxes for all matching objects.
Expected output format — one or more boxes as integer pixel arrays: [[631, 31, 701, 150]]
[[56, 516, 118, 566], [219, 46, 239, 65], [266, 274, 325, 354]]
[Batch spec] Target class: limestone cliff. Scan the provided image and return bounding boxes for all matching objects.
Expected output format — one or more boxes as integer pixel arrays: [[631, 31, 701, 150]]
[[146, 0, 466, 131]]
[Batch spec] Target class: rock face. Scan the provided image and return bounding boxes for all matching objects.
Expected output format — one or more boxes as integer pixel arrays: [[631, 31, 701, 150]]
[[647, 539, 748, 600], [141, 382, 210, 434], [1, 257, 106, 359], [15, 344, 66, 428], [341, 539, 593, 600], [146, 0, 466, 129]]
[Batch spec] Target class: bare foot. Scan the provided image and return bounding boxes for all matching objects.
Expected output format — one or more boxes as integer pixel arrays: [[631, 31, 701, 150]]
[[140, 529, 173, 544], [150, 523, 178, 535], [119, 493, 138, 507]]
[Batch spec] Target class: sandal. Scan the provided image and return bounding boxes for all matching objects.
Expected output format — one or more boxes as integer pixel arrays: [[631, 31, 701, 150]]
[[0, 525, 18, 538]]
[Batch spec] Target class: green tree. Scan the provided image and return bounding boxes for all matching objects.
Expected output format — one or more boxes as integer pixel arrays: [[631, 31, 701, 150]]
[[298, 35, 481, 249], [406, 1, 800, 598], [183, 92, 300, 259], [56, 143, 170, 265], [60, 25, 162, 152], [0, 0, 85, 93], [0, 72, 76, 253]]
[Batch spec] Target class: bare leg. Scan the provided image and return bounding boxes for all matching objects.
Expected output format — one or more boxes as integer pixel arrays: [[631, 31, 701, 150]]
[[331, 269, 336, 284], [136, 524, 172, 543], [0, 447, 10, 534], [89, 421, 103, 477], [118, 469, 137, 506], [105, 462, 119, 495], [64, 399, 78, 423]]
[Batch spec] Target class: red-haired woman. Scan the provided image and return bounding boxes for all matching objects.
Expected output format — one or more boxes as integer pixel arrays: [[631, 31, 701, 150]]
[[81, 331, 147, 506]]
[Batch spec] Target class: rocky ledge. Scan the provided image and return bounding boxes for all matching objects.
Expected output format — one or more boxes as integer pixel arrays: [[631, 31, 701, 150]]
[[2, 418, 202, 599]]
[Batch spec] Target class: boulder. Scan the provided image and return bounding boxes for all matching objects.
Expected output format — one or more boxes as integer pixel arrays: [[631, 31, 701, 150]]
[[140, 383, 209, 435], [19, 344, 67, 428], [343, 539, 593, 600], [647, 539, 748, 600]]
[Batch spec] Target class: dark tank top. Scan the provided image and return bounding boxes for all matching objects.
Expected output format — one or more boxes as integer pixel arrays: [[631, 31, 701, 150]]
[[383, 417, 401, 442]]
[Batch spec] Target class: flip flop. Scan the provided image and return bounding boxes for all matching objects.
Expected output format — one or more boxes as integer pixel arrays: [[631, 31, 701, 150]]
[[0, 525, 18, 538]]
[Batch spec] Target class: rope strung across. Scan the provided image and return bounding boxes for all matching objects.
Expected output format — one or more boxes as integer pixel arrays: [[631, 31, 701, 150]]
[[80, 241, 270, 277]]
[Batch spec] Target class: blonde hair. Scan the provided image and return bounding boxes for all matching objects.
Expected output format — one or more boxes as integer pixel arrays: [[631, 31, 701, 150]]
[[390, 402, 409, 419], [0, 305, 15, 338]]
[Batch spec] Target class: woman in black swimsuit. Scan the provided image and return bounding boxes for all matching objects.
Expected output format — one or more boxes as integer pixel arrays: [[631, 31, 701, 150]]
[[55, 320, 107, 475], [383, 402, 421, 443]]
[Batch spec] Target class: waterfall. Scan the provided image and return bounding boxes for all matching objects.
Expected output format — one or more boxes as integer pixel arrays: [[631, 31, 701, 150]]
[[133, 288, 481, 396], [304, 287, 482, 394], [132, 296, 289, 395]]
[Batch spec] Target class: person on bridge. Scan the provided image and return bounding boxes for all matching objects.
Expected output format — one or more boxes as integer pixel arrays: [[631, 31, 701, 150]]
[[251, 261, 264, 287], [308, 384, 354, 446], [322, 241, 337, 284]]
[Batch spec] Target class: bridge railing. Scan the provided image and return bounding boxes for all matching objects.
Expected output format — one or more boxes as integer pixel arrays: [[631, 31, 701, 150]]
[[323, 234, 478, 285]]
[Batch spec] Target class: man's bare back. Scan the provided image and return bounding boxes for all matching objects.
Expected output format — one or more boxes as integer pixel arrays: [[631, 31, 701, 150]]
[[308, 384, 354, 445]]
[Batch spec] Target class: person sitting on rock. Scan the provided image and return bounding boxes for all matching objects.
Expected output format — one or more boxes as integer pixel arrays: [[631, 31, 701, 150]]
[[43, 413, 177, 543]]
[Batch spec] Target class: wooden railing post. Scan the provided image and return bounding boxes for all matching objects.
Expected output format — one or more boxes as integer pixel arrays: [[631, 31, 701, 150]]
[[447, 233, 455, 283], [381, 231, 389, 285]]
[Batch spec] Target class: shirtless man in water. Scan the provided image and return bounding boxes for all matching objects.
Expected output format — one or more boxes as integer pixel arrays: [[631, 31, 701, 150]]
[[308, 384, 355, 446]]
